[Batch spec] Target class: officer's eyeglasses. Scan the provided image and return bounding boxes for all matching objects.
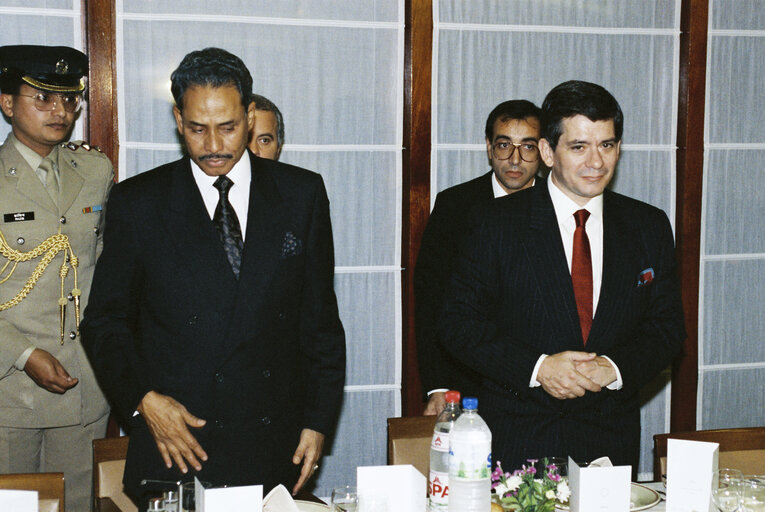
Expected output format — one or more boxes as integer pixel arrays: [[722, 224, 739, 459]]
[[492, 141, 539, 162], [17, 91, 82, 113]]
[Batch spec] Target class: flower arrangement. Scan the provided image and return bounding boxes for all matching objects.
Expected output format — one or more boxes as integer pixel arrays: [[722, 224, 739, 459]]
[[491, 458, 571, 512]]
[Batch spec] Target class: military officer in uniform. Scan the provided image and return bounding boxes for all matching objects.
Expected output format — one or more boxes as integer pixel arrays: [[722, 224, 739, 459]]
[[0, 45, 114, 511]]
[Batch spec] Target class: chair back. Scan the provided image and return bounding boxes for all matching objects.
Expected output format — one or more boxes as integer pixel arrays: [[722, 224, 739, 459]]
[[387, 415, 437, 478], [0, 472, 65, 512], [653, 426, 765, 481], [93, 436, 137, 512]]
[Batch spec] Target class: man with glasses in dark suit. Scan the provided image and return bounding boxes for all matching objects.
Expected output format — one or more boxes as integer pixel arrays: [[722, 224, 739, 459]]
[[415, 100, 543, 415]]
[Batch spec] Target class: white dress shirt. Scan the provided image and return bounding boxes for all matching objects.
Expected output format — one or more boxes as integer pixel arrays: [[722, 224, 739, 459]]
[[190, 151, 251, 240], [529, 177, 623, 390]]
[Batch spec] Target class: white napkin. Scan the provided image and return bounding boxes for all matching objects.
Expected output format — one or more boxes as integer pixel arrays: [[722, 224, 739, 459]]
[[0, 490, 37, 512], [263, 484, 300, 512]]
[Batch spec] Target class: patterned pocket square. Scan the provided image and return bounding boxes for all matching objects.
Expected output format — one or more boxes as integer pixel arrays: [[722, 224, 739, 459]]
[[281, 231, 303, 258], [637, 267, 654, 287]]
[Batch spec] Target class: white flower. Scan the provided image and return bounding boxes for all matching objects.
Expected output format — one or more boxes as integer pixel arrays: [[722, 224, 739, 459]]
[[495, 483, 509, 497], [534, 478, 543, 485], [506, 475, 522, 492], [546, 489, 556, 500], [556, 481, 571, 502]]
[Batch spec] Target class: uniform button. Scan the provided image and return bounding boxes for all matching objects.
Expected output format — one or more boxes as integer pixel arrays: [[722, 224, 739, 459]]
[[262, 369, 271, 378], [215, 372, 224, 383], [93, 227, 100, 236], [188, 315, 198, 325], [67, 293, 74, 301], [215, 420, 224, 429], [59, 216, 66, 224], [261, 416, 271, 425], [69, 331, 76, 340], [16, 237, 24, 245], [9, 167, 17, 176]]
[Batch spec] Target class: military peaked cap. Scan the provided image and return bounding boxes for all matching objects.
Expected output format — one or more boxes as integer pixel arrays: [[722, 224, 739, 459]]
[[0, 45, 88, 93]]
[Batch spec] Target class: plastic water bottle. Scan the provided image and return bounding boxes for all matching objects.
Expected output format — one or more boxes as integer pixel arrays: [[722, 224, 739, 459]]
[[428, 390, 462, 511], [448, 397, 492, 512]]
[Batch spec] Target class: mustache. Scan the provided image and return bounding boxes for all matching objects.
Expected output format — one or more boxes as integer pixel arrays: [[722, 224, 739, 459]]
[[199, 153, 234, 161]]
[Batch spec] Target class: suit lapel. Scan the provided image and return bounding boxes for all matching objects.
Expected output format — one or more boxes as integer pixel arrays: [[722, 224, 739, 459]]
[[164, 159, 238, 294], [55, 148, 84, 214], [2, 141, 59, 214], [223, 155, 289, 356], [522, 184, 583, 349], [588, 192, 639, 351]]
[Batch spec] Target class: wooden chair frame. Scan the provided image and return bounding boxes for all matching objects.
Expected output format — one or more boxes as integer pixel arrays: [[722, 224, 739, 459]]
[[0, 472, 65, 512]]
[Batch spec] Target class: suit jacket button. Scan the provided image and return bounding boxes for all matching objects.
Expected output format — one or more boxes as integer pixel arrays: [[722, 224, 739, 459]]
[[215, 372, 223, 383], [16, 237, 24, 245], [261, 416, 271, 425], [188, 315, 198, 325], [278, 312, 286, 320], [59, 216, 66, 224], [69, 331, 76, 340], [262, 369, 271, 378], [215, 420, 224, 429]]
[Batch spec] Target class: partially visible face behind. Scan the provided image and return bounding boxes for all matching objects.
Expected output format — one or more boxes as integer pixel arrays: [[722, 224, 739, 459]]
[[486, 116, 541, 194], [248, 109, 281, 160], [0, 84, 77, 157], [173, 84, 254, 176], [540, 115, 621, 206]]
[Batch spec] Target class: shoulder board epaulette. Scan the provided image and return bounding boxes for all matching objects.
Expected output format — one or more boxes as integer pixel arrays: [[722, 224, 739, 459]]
[[61, 141, 102, 153]]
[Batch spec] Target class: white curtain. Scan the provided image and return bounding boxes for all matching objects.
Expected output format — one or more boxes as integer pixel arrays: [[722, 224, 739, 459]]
[[114, 0, 404, 498], [699, 1, 765, 429], [0, 1, 84, 143], [433, 0, 681, 480]]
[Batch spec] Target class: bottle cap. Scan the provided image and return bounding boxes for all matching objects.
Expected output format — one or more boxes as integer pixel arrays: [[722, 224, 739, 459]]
[[462, 397, 478, 410], [444, 390, 461, 403]]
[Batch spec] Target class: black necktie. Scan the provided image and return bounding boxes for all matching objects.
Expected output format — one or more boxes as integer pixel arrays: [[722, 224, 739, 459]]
[[213, 175, 243, 279]]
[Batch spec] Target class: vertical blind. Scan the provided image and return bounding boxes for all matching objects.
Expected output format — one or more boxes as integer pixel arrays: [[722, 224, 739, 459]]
[[114, 0, 404, 498], [699, 0, 765, 429], [433, 0, 681, 480]]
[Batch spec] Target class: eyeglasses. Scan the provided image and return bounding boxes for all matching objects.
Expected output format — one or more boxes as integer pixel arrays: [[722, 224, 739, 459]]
[[16, 91, 82, 113], [492, 141, 539, 162]]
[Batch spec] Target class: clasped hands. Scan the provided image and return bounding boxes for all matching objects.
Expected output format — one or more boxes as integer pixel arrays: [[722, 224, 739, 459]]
[[537, 351, 617, 400], [137, 390, 323, 495]]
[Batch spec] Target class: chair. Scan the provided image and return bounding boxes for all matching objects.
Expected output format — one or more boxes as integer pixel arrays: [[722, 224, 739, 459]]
[[387, 415, 437, 478], [93, 436, 137, 512], [653, 426, 765, 481], [0, 472, 65, 512]]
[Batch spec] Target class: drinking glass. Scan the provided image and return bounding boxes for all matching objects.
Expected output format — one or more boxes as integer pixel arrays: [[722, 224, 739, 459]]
[[712, 468, 744, 512], [331, 486, 358, 512], [740, 477, 765, 512]]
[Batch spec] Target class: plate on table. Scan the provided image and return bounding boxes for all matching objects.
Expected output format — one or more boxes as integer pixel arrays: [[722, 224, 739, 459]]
[[295, 499, 331, 511], [555, 482, 661, 511]]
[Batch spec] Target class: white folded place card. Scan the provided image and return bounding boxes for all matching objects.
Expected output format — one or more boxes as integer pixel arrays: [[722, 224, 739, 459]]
[[195, 476, 262, 512], [0, 489, 38, 512], [665, 438, 718, 512], [263, 484, 299, 512], [568, 456, 631, 512], [357, 464, 426, 512]]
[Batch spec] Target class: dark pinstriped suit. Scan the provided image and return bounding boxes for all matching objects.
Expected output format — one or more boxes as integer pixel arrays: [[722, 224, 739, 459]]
[[414, 171, 494, 398], [439, 179, 685, 471]]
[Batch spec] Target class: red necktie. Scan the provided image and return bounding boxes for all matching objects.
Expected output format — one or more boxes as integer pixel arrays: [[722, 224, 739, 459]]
[[572, 209, 592, 344]]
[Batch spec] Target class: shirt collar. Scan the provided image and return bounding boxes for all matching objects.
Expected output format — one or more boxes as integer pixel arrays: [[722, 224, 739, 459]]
[[10, 131, 51, 171], [492, 171, 535, 198], [190, 150, 251, 191], [547, 173, 603, 222]]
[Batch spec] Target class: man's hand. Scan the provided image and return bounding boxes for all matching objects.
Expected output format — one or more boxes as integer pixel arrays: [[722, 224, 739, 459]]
[[537, 351, 602, 399], [291, 428, 325, 495], [575, 356, 617, 387], [23, 348, 78, 393], [137, 391, 207, 473], [423, 392, 446, 416]]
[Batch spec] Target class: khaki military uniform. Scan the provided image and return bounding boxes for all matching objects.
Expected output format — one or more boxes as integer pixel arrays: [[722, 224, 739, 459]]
[[0, 132, 113, 511]]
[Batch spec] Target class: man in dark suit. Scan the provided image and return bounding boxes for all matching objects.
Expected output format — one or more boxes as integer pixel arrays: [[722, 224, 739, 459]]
[[81, 48, 345, 506], [439, 81, 685, 472], [415, 100, 543, 415]]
